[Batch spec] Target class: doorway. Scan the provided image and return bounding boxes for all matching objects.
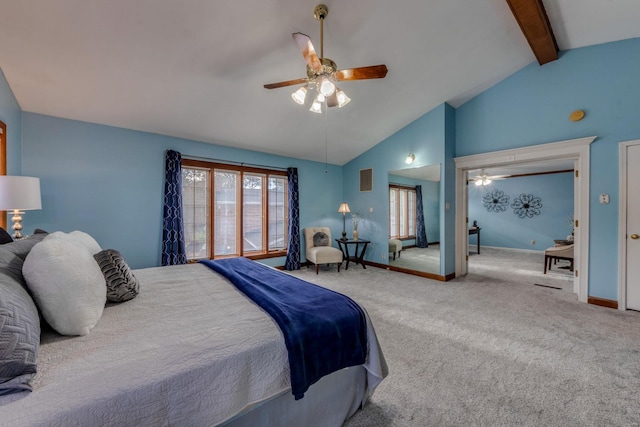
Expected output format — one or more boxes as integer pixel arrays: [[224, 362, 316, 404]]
[[618, 140, 640, 310], [454, 136, 595, 303]]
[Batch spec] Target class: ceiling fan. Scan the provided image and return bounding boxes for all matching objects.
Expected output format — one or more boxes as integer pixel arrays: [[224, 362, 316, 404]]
[[470, 169, 509, 186], [263, 4, 388, 113]]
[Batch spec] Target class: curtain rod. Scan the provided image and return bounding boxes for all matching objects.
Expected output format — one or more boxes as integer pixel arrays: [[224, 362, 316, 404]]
[[181, 154, 288, 171]]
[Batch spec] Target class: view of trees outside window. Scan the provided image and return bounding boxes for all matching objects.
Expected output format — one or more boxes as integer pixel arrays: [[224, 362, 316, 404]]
[[182, 162, 288, 260]]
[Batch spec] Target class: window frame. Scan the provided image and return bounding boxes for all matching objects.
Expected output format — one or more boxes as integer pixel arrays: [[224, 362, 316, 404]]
[[181, 159, 288, 261], [0, 121, 7, 230], [389, 184, 417, 240]]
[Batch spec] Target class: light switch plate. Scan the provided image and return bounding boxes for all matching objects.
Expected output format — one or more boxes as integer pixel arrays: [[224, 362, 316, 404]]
[[599, 194, 609, 204]]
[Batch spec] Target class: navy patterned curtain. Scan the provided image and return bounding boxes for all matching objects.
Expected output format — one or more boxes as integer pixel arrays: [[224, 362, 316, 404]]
[[285, 167, 301, 270], [162, 150, 187, 266], [415, 185, 429, 248]]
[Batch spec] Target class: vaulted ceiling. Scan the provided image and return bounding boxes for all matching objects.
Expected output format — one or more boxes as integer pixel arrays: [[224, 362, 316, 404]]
[[0, 1, 639, 165]]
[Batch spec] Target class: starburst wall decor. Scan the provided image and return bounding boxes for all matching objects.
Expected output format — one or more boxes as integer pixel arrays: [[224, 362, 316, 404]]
[[482, 189, 510, 213], [511, 193, 542, 218]]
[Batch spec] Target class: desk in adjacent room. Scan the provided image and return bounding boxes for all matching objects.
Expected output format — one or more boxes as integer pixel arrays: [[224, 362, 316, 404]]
[[469, 227, 481, 254]]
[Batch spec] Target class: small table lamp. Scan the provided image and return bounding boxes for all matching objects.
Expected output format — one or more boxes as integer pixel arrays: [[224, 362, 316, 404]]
[[337, 202, 351, 241], [0, 176, 42, 239]]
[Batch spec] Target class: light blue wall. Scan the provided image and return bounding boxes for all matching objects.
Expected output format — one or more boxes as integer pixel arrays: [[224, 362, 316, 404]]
[[343, 103, 453, 275], [468, 173, 574, 250], [456, 37, 640, 300], [0, 69, 22, 175], [21, 113, 344, 269], [388, 174, 440, 246]]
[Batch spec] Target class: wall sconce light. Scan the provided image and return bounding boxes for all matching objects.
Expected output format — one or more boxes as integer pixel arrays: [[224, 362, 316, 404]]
[[337, 202, 351, 241], [405, 153, 415, 164]]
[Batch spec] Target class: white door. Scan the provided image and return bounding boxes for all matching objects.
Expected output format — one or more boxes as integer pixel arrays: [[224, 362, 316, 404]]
[[625, 143, 640, 310]]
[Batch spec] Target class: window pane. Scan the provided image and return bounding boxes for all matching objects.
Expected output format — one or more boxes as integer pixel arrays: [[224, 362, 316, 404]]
[[182, 167, 210, 260], [399, 190, 407, 237], [389, 189, 397, 238], [214, 170, 239, 256], [268, 175, 287, 251], [408, 191, 416, 236], [243, 173, 264, 253]]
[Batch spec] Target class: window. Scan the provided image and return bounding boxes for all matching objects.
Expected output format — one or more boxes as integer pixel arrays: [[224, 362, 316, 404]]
[[181, 160, 288, 261], [389, 185, 416, 239]]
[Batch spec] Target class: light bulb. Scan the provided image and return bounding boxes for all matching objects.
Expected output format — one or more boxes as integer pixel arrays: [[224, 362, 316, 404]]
[[291, 87, 307, 105], [310, 99, 322, 113], [319, 78, 336, 96], [336, 89, 351, 108], [475, 180, 483, 186], [316, 93, 325, 102]]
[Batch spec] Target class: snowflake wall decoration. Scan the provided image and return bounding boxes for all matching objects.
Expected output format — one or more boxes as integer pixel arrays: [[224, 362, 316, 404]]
[[511, 193, 542, 218], [482, 189, 510, 213]]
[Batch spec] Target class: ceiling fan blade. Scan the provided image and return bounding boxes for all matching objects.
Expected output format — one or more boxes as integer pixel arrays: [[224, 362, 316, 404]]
[[336, 64, 388, 81], [292, 32, 323, 73], [264, 77, 308, 90], [327, 92, 338, 108]]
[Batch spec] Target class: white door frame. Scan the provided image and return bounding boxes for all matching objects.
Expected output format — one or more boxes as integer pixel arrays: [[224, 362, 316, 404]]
[[618, 139, 640, 310], [454, 136, 596, 303]]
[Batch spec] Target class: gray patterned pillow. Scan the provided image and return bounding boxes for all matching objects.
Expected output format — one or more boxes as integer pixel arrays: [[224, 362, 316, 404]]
[[94, 249, 139, 303], [0, 247, 40, 396], [313, 232, 329, 247]]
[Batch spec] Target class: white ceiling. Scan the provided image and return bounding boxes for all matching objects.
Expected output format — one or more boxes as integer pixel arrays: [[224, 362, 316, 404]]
[[0, 1, 639, 165]]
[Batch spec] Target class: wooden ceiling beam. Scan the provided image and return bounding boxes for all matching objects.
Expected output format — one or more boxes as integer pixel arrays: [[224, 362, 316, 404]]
[[506, 0, 558, 65]]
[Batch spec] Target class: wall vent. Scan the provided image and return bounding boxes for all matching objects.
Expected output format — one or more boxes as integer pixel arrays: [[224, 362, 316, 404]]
[[360, 168, 373, 192]]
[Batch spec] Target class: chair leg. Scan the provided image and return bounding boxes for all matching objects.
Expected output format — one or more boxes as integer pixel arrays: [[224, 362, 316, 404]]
[[337, 262, 341, 272], [393, 252, 396, 260], [398, 250, 401, 258], [544, 255, 548, 274], [315, 264, 319, 274]]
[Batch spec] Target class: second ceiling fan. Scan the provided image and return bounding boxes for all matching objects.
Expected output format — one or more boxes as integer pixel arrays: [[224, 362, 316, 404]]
[[264, 4, 388, 112]]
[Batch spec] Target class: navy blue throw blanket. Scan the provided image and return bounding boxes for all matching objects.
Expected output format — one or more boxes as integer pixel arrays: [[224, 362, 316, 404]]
[[199, 257, 367, 400]]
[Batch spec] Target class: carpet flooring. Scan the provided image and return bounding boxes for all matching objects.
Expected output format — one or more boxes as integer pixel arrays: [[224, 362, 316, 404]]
[[288, 248, 640, 426]]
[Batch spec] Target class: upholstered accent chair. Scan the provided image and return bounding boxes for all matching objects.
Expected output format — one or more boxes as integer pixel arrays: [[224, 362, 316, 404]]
[[544, 244, 574, 274], [389, 239, 402, 260], [303, 227, 343, 274]]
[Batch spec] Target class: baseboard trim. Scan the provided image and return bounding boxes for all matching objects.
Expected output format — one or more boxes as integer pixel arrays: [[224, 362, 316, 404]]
[[588, 296, 618, 309], [367, 261, 453, 282]]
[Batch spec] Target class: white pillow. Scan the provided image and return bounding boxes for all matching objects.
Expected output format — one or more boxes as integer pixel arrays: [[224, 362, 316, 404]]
[[46, 230, 102, 255], [23, 233, 106, 336]]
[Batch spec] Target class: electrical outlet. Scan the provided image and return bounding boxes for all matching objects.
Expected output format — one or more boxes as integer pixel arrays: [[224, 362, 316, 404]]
[[531, 240, 535, 245], [382, 253, 386, 260]]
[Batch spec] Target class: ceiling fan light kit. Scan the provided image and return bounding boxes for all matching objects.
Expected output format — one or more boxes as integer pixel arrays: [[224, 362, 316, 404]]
[[264, 4, 387, 113]]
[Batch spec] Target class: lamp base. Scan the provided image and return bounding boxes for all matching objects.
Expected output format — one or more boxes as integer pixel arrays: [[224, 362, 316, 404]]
[[341, 231, 347, 241], [10, 210, 24, 240]]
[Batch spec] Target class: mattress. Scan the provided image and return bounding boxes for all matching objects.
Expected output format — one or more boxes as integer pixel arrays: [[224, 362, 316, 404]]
[[0, 263, 386, 426]]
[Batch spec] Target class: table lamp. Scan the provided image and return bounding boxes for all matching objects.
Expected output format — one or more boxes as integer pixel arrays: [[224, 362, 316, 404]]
[[337, 202, 351, 241], [0, 176, 42, 239]]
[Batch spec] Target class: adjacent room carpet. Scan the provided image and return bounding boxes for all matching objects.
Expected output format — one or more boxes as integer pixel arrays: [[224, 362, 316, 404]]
[[288, 248, 640, 426]]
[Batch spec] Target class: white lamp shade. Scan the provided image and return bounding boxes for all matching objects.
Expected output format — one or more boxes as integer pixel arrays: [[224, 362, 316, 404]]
[[337, 202, 351, 214], [0, 176, 42, 210]]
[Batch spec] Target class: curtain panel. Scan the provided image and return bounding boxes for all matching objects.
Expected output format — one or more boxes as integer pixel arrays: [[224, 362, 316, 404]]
[[285, 167, 301, 270], [162, 149, 187, 266], [415, 185, 429, 248]]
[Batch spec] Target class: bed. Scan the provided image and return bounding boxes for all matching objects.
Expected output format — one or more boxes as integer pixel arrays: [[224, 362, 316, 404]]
[[0, 232, 387, 426]]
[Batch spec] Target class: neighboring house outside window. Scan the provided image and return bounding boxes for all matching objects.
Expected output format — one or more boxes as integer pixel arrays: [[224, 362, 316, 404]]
[[389, 184, 416, 239], [181, 159, 288, 261]]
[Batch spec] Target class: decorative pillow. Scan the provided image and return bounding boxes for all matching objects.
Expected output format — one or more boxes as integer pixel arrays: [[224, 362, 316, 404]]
[[2, 232, 48, 261], [94, 249, 139, 303], [0, 227, 13, 244], [313, 231, 330, 247], [0, 247, 40, 395], [23, 233, 106, 336], [46, 230, 102, 255]]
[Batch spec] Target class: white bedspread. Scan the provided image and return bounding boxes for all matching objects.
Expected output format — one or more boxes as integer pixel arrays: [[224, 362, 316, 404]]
[[0, 263, 386, 426]]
